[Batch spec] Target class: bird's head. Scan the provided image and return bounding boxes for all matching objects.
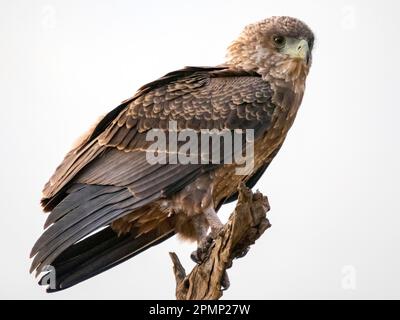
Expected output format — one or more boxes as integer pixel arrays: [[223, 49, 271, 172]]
[[227, 16, 314, 82]]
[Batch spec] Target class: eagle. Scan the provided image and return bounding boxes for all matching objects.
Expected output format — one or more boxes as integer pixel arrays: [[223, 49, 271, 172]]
[[30, 16, 314, 292]]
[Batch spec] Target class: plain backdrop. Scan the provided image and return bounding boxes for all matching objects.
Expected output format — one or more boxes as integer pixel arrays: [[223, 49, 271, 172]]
[[0, 0, 399, 299]]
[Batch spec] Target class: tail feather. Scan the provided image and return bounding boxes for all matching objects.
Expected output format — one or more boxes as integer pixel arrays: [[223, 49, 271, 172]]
[[38, 226, 175, 292]]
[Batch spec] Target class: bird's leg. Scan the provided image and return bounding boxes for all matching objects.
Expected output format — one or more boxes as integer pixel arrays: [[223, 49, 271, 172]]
[[190, 223, 212, 264], [191, 207, 223, 263], [204, 206, 224, 238]]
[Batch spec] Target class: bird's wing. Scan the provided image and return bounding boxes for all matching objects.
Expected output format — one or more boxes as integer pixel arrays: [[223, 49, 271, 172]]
[[42, 67, 274, 204], [31, 66, 276, 275]]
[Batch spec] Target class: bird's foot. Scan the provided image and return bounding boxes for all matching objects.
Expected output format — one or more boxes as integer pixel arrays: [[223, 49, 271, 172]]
[[190, 233, 214, 264], [190, 224, 224, 264]]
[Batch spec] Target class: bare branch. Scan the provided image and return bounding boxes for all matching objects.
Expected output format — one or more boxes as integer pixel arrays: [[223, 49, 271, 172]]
[[169, 183, 271, 300]]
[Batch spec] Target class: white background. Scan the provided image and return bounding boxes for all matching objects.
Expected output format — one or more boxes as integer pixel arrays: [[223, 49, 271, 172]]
[[0, 0, 399, 299]]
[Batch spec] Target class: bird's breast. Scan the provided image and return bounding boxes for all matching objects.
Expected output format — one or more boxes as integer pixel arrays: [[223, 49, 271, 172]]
[[213, 88, 304, 205]]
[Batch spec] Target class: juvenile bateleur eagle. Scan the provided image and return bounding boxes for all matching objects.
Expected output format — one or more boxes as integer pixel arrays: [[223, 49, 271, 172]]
[[30, 16, 314, 292]]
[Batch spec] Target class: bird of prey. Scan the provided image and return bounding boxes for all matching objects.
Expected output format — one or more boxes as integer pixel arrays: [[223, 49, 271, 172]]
[[30, 16, 314, 292]]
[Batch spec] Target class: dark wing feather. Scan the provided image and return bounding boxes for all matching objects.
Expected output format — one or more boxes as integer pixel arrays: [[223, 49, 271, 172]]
[[32, 66, 276, 277], [39, 225, 175, 292], [32, 185, 158, 274]]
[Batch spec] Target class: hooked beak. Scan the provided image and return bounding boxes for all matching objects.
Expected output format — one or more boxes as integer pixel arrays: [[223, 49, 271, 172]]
[[286, 39, 310, 65]]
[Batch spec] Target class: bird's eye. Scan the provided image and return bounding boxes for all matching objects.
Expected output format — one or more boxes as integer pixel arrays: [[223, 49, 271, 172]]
[[273, 36, 286, 47]]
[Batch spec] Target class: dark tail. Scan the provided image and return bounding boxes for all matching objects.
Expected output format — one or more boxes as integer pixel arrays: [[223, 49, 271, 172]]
[[38, 226, 175, 292]]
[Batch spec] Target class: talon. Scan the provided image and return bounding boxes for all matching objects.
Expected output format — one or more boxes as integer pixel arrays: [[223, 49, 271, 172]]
[[190, 250, 202, 264], [190, 248, 208, 264], [191, 233, 216, 264]]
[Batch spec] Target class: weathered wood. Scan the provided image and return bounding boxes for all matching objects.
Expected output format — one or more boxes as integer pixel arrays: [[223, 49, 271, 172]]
[[169, 183, 271, 300]]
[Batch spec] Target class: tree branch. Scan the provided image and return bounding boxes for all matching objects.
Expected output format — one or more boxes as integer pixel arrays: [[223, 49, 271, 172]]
[[169, 183, 271, 300]]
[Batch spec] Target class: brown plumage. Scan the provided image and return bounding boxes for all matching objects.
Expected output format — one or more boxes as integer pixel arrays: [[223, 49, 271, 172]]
[[31, 16, 314, 291]]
